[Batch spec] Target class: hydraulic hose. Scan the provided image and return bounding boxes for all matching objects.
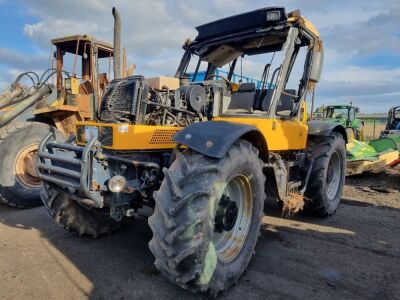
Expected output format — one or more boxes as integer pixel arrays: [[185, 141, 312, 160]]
[[0, 84, 52, 127]]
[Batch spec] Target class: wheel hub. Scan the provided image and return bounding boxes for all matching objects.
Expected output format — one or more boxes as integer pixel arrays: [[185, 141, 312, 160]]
[[325, 152, 341, 201], [213, 174, 253, 263], [327, 164, 333, 183], [214, 195, 238, 233], [15, 144, 42, 188]]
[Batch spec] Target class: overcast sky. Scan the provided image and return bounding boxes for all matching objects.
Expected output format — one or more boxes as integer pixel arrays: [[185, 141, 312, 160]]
[[0, 0, 399, 113]]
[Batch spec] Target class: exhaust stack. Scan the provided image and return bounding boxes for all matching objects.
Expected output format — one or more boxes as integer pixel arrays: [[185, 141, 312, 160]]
[[112, 7, 121, 79]]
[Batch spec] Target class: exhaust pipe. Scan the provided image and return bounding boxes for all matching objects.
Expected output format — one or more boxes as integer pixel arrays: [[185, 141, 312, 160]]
[[112, 7, 121, 79]]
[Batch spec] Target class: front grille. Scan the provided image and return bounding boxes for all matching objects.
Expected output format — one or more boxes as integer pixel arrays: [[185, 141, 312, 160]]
[[149, 129, 179, 144]]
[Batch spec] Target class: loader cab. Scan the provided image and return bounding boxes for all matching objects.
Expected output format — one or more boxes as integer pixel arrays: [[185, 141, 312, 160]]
[[33, 35, 114, 135], [51, 35, 114, 106], [175, 8, 323, 121]]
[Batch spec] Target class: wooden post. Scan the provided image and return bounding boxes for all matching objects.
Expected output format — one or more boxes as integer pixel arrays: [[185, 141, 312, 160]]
[[373, 119, 376, 139]]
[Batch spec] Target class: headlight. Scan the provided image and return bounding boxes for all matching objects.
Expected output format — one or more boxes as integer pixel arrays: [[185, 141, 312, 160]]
[[108, 175, 127, 193], [266, 11, 281, 22]]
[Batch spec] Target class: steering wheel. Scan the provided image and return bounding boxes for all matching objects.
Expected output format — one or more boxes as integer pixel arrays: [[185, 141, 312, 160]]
[[206, 74, 234, 91]]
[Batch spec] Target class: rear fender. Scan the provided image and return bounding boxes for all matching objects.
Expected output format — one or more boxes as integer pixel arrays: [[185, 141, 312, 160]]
[[307, 120, 348, 143]]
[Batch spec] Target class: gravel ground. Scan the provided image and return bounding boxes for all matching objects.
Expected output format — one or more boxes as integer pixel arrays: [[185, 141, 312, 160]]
[[0, 170, 399, 299]]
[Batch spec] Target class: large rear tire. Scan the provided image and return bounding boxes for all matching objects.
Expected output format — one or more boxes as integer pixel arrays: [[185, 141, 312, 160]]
[[304, 132, 346, 217], [149, 140, 265, 296], [0, 122, 61, 208]]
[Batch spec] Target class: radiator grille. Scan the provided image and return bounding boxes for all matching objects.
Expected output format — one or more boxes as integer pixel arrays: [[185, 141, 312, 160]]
[[99, 76, 145, 122], [149, 129, 179, 144]]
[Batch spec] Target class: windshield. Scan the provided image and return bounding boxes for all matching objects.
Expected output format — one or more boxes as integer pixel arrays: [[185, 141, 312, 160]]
[[326, 108, 349, 119]]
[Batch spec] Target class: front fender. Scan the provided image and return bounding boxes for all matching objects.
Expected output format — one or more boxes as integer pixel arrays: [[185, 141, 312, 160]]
[[174, 121, 260, 159]]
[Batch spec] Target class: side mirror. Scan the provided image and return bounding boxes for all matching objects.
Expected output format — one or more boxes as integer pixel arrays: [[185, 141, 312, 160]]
[[355, 107, 360, 113], [308, 49, 324, 82]]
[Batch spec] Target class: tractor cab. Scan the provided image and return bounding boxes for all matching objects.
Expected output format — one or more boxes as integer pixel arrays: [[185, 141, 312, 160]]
[[175, 8, 323, 123], [324, 105, 359, 127], [315, 104, 362, 140], [33, 35, 114, 135]]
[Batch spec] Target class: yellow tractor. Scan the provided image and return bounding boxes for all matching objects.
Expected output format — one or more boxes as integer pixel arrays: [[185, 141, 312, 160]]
[[37, 7, 347, 296], [0, 7, 134, 208]]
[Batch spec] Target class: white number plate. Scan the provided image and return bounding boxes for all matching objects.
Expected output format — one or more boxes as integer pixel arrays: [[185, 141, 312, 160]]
[[85, 126, 98, 141]]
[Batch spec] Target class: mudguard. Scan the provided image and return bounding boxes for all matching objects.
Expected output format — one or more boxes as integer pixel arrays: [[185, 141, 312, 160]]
[[307, 120, 348, 143], [174, 121, 259, 158]]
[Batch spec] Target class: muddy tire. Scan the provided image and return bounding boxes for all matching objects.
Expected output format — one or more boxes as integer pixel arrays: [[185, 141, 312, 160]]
[[149, 140, 265, 296], [0, 122, 61, 208], [42, 185, 120, 237], [304, 132, 346, 217]]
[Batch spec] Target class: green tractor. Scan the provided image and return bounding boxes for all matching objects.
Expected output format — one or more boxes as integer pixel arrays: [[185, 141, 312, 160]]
[[314, 104, 363, 140]]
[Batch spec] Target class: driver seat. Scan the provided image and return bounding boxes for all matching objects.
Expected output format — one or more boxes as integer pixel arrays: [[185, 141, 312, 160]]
[[228, 82, 256, 112]]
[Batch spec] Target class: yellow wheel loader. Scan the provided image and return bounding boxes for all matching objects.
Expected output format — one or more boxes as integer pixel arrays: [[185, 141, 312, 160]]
[[0, 6, 137, 208], [37, 7, 347, 296]]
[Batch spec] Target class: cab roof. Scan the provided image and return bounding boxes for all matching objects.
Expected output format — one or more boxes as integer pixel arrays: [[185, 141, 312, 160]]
[[186, 7, 320, 66], [51, 34, 113, 58]]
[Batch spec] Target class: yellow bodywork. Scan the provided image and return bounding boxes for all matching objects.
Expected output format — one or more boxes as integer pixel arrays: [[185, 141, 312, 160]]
[[216, 117, 308, 151], [288, 14, 320, 38], [76, 117, 308, 151], [76, 121, 182, 150]]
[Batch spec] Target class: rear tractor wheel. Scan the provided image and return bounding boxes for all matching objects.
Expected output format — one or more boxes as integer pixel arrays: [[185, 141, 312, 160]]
[[149, 140, 266, 296], [304, 132, 346, 217]]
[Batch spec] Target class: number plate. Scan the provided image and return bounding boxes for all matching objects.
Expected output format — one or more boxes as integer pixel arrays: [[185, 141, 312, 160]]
[[85, 126, 98, 141]]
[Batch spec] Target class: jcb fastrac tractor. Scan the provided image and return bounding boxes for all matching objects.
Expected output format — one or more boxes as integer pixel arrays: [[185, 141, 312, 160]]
[[38, 7, 347, 296]]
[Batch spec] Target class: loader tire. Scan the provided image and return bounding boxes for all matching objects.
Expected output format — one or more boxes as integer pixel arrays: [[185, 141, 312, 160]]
[[149, 140, 265, 296], [42, 185, 120, 237], [304, 132, 346, 217], [0, 122, 61, 208]]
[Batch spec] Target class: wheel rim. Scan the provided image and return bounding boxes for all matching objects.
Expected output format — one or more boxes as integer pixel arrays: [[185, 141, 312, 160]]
[[326, 151, 341, 201], [213, 174, 253, 263], [15, 144, 42, 188]]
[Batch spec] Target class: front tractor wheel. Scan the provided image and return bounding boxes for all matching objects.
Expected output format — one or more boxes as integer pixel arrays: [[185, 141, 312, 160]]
[[42, 185, 120, 237], [0, 122, 62, 208], [149, 140, 266, 296], [304, 132, 346, 217]]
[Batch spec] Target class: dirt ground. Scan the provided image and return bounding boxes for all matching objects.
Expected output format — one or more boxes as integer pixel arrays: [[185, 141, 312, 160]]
[[0, 170, 399, 299]]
